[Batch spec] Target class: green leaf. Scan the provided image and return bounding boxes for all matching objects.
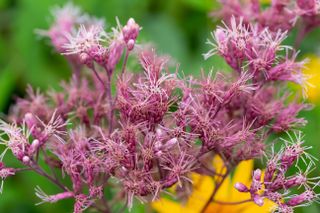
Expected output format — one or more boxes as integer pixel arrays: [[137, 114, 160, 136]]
[[12, 0, 68, 89], [0, 64, 16, 112], [181, 0, 219, 12]]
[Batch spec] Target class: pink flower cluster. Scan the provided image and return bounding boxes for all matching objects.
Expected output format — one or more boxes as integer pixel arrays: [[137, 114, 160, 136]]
[[205, 17, 309, 94], [213, 0, 320, 32], [235, 132, 319, 212], [0, 2, 318, 213]]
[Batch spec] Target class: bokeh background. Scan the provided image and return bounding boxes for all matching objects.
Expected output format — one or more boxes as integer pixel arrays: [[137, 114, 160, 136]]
[[0, 0, 319, 212]]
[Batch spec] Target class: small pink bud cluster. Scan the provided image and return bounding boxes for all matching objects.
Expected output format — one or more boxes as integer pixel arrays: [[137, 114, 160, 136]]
[[37, 2, 104, 53], [62, 16, 140, 74], [122, 18, 140, 50], [0, 162, 15, 193], [63, 25, 108, 68], [0, 111, 67, 167], [235, 132, 319, 212]]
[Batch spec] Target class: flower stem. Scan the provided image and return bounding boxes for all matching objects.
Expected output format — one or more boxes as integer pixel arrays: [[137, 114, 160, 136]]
[[197, 160, 224, 177], [105, 73, 114, 134], [30, 160, 69, 192], [201, 171, 229, 212], [121, 49, 129, 77], [213, 199, 253, 205], [92, 66, 105, 88]]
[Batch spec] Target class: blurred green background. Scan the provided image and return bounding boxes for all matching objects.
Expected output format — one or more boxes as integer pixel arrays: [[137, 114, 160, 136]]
[[0, 0, 319, 212]]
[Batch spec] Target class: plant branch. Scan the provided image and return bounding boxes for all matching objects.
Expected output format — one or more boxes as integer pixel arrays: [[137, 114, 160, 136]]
[[29, 160, 69, 192], [91, 66, 105, 88], [201, 170, 229, 212], [121, 49, 129, 77], [213, 198, 253, 205]]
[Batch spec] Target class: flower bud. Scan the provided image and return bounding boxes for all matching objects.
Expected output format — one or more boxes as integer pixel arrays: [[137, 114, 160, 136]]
[[0, 167, 15, 179], [165, 138, 178, 148], [253, 169, 262, 181], [234, 182, 249, 192], [24, 113, 37, 130], [253, 194, 264, 206], [22, 156, 30, 164], [284, 174, 307, 189], [79, 52, 93, 68], [155, 150, 163, 157], [214, 28, 227, 45], [297, 0, 316, 11], [156, 128, 165, 139], [154, 140, 162, 151], [286, 190, 315, 206], [122, 18, 140, 43], [107, 40, 124, 72], [127, 39, 135, 51], [29, 139, 40, 156]]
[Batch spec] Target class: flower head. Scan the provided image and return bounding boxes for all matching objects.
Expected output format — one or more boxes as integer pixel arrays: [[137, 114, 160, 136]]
[[0, 163, 15, 193], [63, 25, 107, 67], [234, 132, 319, 211]]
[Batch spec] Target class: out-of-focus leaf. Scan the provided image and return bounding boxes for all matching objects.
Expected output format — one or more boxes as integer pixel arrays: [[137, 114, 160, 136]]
[[181, 0, 219, 12], [78, 0, 149, 22], [301, 106, 320, 162], [124, 201, 146, 213], [12, 0, 68, 89], [0, 0, 7, 9], [142, 14, 189, 69], [301, 203, 319, 213], [0, 64, 16, 111]]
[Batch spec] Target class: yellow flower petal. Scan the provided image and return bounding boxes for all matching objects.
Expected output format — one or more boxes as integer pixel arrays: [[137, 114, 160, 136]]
[[230, 160, 253, 201], [303, 55, 320, 102], [152, 157, 275, 213], [212, 155, 227, 176], [152, 198, 188, 213], [185, 173, 215, 211], [242, 198, 275, 213], [232, 160, 253, 185]]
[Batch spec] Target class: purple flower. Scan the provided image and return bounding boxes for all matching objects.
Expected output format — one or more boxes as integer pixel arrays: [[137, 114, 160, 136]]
[[0, 3, 318, 213], [234, 132, 319, 211]]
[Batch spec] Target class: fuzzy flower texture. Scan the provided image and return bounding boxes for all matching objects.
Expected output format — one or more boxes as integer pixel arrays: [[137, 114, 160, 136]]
[[0, 2, 319, 213]]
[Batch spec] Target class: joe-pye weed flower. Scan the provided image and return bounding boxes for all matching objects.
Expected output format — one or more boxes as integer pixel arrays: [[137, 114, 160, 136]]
[[0, 2, 318, 213]]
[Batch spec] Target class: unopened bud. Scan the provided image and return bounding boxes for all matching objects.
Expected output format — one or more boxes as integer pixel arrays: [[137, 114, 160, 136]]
[[156, 128, 163, 137], [214, 28, 227, 44], [297, 0, 316, 11], [22, 156, 30, 164], [122, 18, 140, 42], [234, 182, 249, 192], [29, 139, 40, 156], [127, 39, 135, 51], [287, 190, 315, 206], [24, 112, 37, 130], [31, 139, 40, 148], [166, 138, 178, 147], [155, 150, 163, 157], [253, 194, 264, 206], [127, 18, 136, 26], [154, 140, 162, 151], [79, 52, 92, 68], [24, 112, 33, 120], [253, 169, 262, 181]]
